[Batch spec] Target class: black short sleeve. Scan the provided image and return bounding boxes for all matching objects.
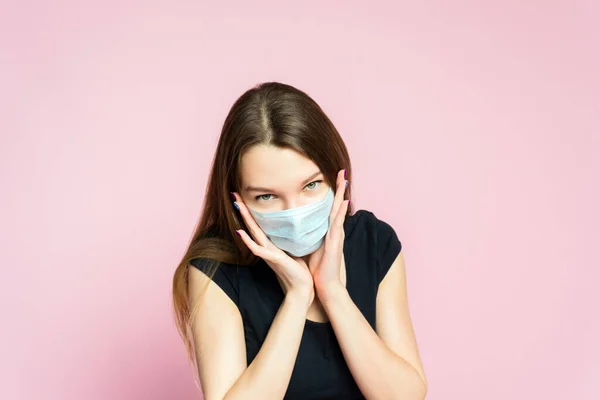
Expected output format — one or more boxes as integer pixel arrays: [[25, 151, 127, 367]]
[[189, 258, 240, 306], [375, 216, 402, 283]]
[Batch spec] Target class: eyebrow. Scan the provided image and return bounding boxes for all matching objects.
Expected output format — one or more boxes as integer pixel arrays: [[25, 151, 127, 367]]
[[244, 171, 323, 193]]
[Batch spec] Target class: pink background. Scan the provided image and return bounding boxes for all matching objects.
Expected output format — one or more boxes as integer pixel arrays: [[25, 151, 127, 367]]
[[1, 1, 599, 399]]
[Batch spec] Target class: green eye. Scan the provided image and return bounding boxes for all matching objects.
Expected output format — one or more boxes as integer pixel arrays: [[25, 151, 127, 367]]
[[256, 194, 273, 201], [305, 180, 322, 190]]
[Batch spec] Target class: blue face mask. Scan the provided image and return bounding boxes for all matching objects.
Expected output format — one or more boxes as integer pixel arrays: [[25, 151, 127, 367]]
[[248, 188, 335, 257]]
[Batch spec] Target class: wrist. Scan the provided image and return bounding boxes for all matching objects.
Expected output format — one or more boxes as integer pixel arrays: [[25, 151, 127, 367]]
[[286, 287, 314, 309], [316, 282, 346, 305]]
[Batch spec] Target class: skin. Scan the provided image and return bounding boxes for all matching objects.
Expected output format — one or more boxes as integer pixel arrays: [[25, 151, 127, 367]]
[[188, 144, 427, 399], [233, 144, 349, 321]]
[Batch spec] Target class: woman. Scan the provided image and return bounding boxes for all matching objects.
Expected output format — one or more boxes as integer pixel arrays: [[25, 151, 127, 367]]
[[172, 82, 427, 399]]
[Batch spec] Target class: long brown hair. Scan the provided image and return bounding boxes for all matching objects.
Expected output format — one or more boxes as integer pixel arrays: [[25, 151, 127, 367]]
[[172, 81, 354, 366]]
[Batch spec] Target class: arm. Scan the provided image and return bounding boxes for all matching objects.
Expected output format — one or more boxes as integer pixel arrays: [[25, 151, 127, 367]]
[[188, 266, 311, 400], [319, 252, 427, 400]]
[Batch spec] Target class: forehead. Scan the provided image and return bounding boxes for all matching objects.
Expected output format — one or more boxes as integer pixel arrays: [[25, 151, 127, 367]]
[[240, 145, 320, 188]]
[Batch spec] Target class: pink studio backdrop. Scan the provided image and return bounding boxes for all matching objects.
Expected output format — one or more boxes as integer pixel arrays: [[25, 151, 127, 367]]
[[1, 1, 598, 399]]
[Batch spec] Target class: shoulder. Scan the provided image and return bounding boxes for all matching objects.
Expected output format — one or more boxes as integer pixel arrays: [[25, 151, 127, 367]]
[[189, 258, 240, 306], [190, 257, 239, 275], [345, 209, 402, 282], [345, 209, 401, 242]]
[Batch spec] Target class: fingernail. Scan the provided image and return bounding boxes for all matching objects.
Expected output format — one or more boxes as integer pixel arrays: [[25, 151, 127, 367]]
[[233, 202, 240, 211], [343, 169, 347, 179], [230, 192, 236, 201], [345, 180, 348, 188], [235, 230, 241, 237], [347, 200, 351, 207]]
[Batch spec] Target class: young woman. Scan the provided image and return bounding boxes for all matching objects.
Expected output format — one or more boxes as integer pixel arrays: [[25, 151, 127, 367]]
[[172, 82, 427, 399]]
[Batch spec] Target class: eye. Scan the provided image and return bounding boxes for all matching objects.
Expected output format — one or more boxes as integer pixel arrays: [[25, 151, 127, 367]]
[[304, 180, 323, 190], [255, 194, 275, 202]]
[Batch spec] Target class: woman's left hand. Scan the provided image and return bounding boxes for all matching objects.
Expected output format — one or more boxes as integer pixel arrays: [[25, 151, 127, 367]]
[[308, 169, 350, 297]]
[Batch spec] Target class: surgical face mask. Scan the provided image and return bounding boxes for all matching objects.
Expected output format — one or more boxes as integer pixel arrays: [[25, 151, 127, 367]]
[[248, 188, 335, 257]]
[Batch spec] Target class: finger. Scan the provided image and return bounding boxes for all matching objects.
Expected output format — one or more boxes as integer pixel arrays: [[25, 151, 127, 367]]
[[232, 192, 270, 246], [308, 243, 324, 265], [329, 169, 347, 224], [329, 199, 349, 241], [236, 229, 270, 259]]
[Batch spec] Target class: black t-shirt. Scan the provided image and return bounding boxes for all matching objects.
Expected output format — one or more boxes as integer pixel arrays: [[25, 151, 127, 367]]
[[190, 209, 402, 400]]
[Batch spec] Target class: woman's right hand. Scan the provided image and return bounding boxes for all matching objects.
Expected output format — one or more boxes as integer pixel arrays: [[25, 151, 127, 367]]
[[231, 192, 315, 304]]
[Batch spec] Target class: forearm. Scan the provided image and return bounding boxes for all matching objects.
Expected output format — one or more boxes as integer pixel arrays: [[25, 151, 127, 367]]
[[223, 290, 311, 400], [320, 285, 426, 400]]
